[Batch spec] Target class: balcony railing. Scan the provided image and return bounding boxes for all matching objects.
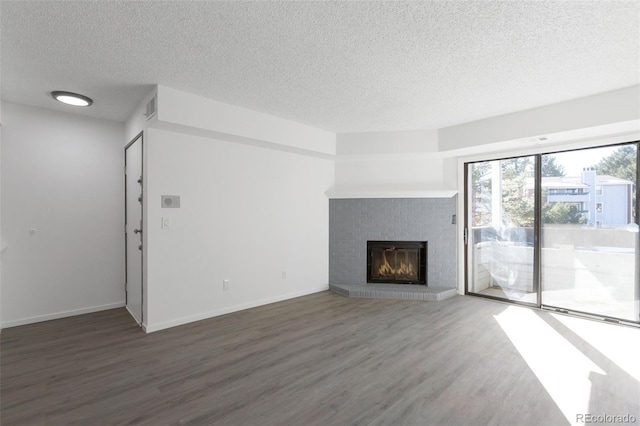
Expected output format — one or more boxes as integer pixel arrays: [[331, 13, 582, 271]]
[[548, 191, 589, 196]]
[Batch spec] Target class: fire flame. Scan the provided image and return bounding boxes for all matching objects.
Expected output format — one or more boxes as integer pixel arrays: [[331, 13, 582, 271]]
[[378, 253, 416, 277]]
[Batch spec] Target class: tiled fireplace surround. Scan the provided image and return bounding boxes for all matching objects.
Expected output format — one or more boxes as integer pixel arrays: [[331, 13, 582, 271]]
[[329, 197, 458, 301]]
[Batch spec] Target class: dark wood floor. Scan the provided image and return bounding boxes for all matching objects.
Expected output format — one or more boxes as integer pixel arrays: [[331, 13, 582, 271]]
[[2, 291, 638, 425]]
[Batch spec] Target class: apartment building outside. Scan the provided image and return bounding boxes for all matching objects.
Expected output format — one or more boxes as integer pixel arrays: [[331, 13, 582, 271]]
[[527, 167, 635, 226]]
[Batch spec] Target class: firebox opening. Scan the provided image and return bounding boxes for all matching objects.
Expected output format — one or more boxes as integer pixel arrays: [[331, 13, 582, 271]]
[[367, 241, 427, 285]]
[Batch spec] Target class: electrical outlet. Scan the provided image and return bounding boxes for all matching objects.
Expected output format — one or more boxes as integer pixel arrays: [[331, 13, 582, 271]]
[[281, 270, 287, 279], [223, 279, 230, 291]]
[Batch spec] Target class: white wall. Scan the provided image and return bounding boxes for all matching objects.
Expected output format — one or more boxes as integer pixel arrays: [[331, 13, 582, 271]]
[[1, 17, 4, 327], [158, 85, 336, 157], [122, 86, 336, 332], [144, 127, 333, 332], [0, 86, 3, 332], [0, 46, 3, 330], [439, 85, 640, 152], [1, 102, 125, 327], [334, 130, 452, 193], [337, 130, 438, 156], [336, 155, 445, 187]]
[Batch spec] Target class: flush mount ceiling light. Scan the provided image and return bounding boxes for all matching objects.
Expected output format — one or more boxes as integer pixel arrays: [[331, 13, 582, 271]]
[[51, 91, 93, 107]]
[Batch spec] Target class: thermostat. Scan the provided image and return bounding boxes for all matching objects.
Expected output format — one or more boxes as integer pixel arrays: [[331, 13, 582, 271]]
[[161, 195, 180, 208]]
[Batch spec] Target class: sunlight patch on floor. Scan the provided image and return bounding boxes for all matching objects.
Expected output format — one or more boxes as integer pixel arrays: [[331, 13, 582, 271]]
[[550, 313, 640, 382], [495, 306, 606, 425]]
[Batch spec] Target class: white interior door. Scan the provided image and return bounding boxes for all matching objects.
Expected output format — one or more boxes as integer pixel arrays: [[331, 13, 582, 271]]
[[125, 134, 143, 324]]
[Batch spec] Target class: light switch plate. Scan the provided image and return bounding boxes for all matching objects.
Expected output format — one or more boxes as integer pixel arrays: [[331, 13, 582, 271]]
[[161, 217, 171, 229]]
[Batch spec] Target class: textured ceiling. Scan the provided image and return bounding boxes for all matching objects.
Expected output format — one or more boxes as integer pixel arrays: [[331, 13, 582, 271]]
[[2, 1, 639, 132]]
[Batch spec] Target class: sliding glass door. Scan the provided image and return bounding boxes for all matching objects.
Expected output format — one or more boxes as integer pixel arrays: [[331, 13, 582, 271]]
[[541, 145, 639, 322], [466, 156, 538, 305], [466, 142, 640, 324]]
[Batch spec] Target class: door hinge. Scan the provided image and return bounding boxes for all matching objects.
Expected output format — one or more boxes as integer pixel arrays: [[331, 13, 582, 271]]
[[464, 228, 468, 245]]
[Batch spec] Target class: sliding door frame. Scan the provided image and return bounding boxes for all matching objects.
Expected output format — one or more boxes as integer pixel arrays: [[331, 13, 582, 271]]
[[534, 153, 542, 307], [464, 140, 640, 326], [463, 153, 539, 308]]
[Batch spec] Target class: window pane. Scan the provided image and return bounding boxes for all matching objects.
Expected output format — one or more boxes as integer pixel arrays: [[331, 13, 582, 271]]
[[467, 157, 537, 303], [541, 145, 639, 321]]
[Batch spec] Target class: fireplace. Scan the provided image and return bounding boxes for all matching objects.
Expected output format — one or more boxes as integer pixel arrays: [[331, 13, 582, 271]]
[[367, 241, 427, 285]]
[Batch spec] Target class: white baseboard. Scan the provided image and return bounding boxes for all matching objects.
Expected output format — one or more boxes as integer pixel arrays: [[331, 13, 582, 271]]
[[2, 301, 126, 328], [144, 285, 329, 333]]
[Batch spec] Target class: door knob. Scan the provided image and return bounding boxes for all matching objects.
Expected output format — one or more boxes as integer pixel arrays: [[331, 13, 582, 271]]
[[134, 228, 142, 234], [138, 244, 142, 251]]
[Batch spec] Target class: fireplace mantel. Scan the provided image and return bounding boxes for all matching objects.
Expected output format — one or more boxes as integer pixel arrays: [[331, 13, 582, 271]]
[[325, 185, 457, 199]]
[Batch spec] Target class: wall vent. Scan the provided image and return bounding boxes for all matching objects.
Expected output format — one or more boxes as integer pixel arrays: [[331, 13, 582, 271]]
[[145, 96, 157, 120]]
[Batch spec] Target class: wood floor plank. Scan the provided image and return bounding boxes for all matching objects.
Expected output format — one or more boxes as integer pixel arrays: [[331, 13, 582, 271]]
[[1, 291, 638, 425]]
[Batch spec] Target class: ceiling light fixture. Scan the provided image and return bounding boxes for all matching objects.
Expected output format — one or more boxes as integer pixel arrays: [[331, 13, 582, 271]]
[[51, 91, 93, 107]]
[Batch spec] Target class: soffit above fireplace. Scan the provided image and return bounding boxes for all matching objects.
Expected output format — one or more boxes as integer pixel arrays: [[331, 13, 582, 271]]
[[325, 185, 457, 199]]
